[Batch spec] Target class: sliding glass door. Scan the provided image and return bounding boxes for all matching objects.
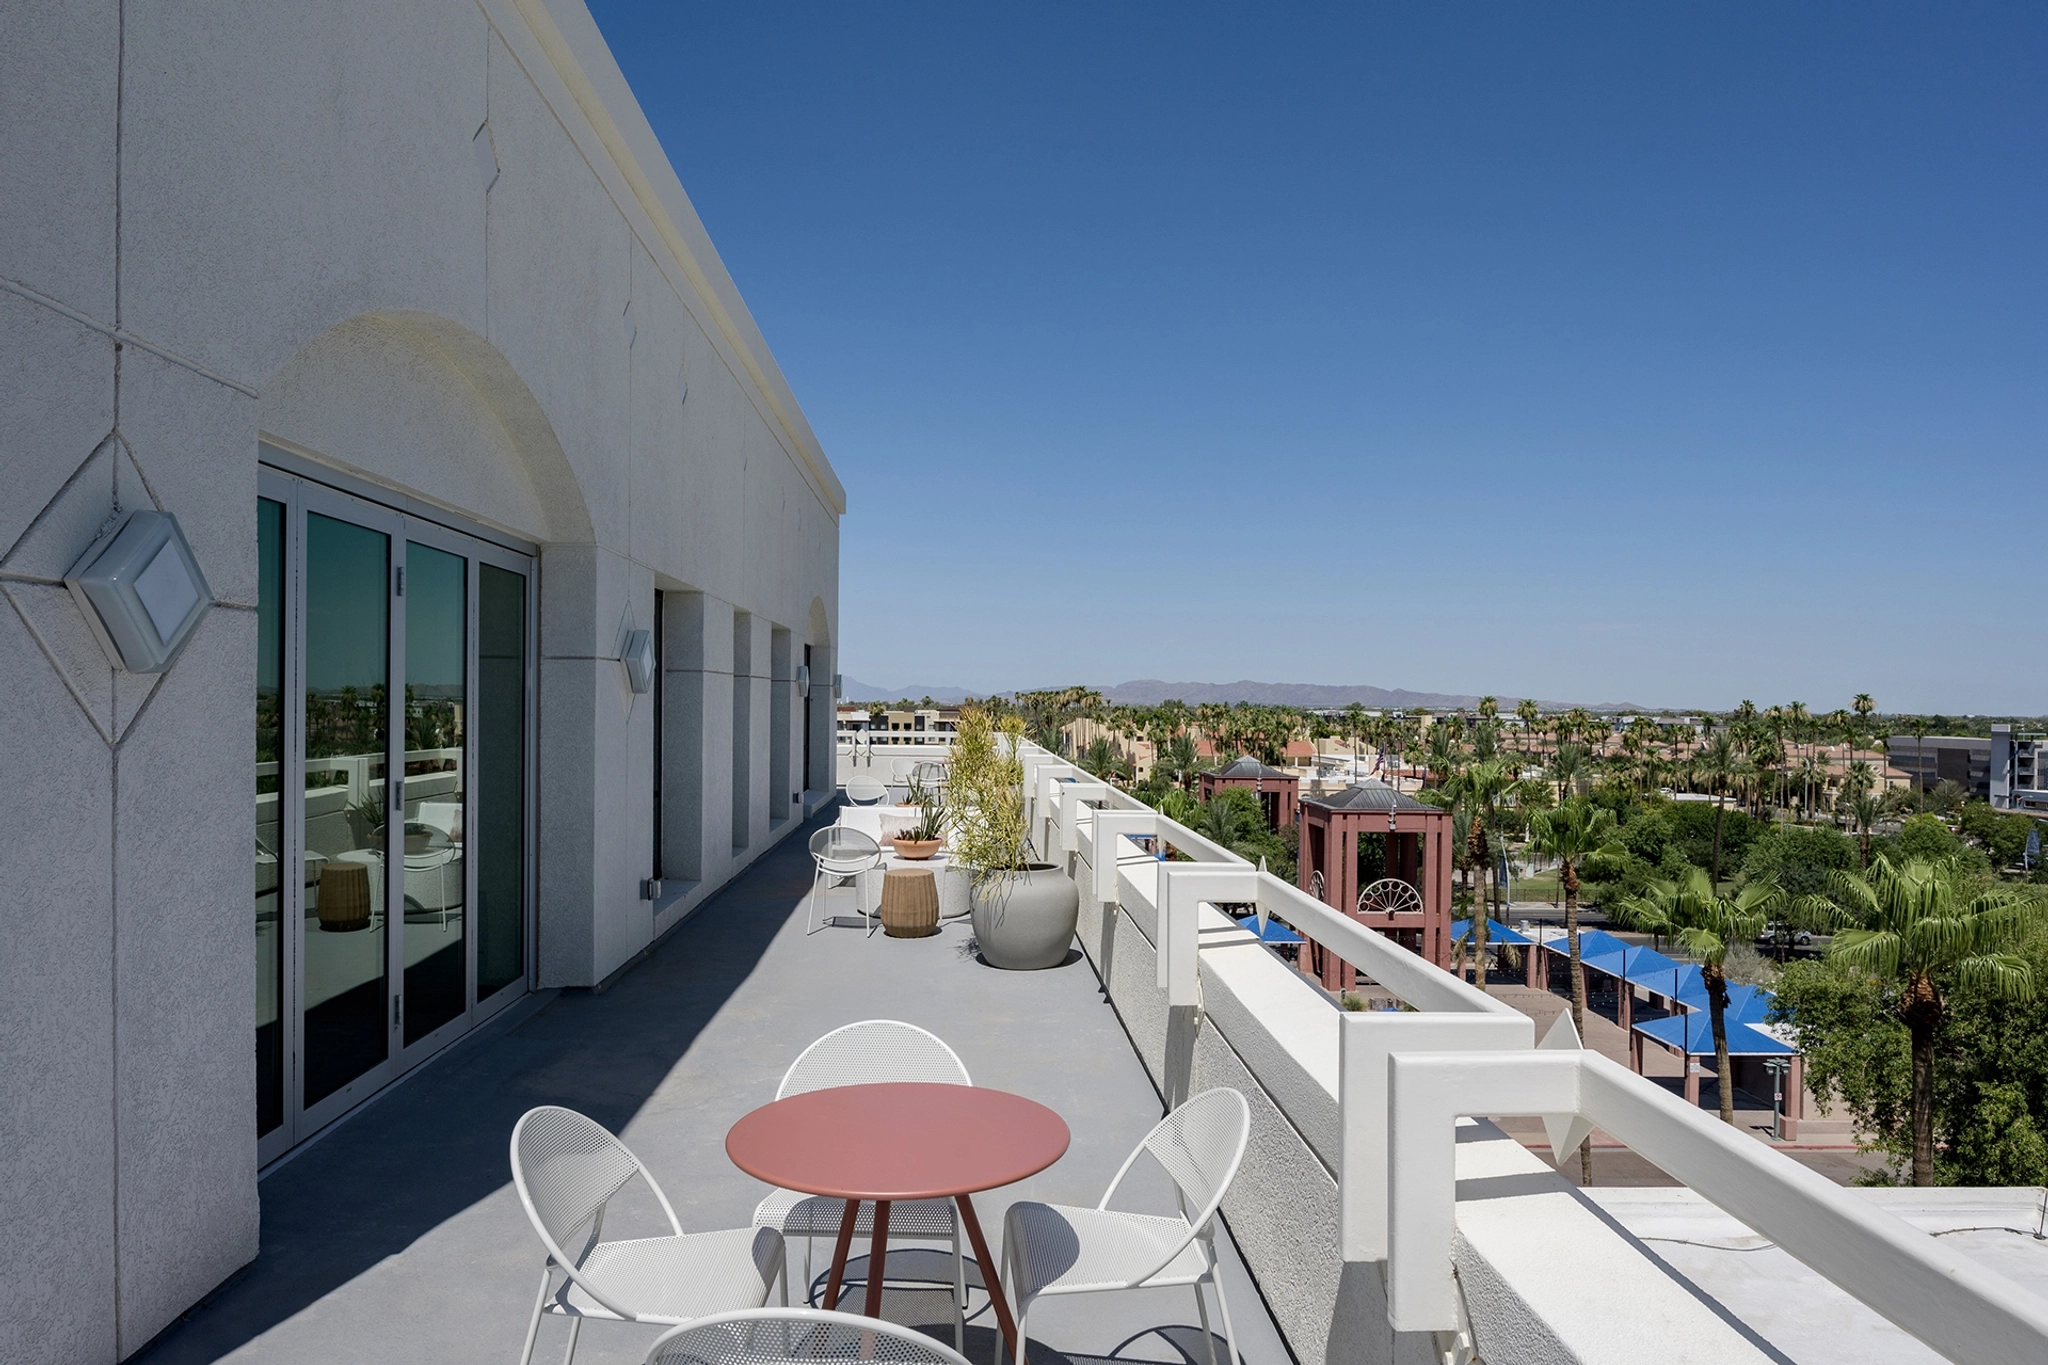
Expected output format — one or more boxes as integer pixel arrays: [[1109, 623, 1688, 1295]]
[[257, 467, 534, 1162]]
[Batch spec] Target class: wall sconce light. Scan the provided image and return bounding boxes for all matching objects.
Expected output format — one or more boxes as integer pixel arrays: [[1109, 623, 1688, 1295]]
[[65, 510, 213, 673], [796, 663, 811, 699], [622, 628, 654, 693]]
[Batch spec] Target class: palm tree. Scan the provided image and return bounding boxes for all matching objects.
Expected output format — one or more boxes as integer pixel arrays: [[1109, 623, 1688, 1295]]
[[1527, 797, 1619, 1182], [1516, 698, 1541, 757], [1695, 732, 1739, 889], [1907, 716, 1932, 804], [1822, 857, 2045, 1185], [1846, 792, 1879, 868], [1852, 692, 1875, 767], [1442, 758, 1517, 992], [1547, 741, 1590, 804], [1612, 869, 1777, 1124]]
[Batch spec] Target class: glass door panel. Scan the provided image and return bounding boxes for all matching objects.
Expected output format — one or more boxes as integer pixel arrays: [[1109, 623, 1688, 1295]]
[[255, 497, 285, 1137], [476, 563, 527, 1000], [302, 511, 392, 1106], [402, 541, 467, 1044]]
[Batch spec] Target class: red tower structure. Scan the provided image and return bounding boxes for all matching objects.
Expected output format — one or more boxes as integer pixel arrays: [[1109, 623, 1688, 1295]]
[[1197, 755, 1300, 831], [1298, 782, 1453, 986]]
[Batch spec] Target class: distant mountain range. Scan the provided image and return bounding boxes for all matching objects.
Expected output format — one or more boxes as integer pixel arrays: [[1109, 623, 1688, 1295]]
[[841, 676, 1650, 712]]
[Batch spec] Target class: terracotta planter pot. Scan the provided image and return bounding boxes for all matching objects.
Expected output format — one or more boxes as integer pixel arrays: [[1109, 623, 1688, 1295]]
[[890, 837, 943, 860], [969, 864, 1079, 970]]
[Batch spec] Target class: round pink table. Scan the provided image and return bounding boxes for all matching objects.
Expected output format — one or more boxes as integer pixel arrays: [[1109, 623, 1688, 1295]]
[[727, 1082, 1069, 1363]]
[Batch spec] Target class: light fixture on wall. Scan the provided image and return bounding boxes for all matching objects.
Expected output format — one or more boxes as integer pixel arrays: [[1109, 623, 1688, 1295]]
[[65, 510, 213, 673], [623, 628, 655, 693], [796, 663, 811, 699]]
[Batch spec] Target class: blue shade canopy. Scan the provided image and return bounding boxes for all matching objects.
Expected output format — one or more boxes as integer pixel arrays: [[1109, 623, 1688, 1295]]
[[1450, 918, 1532, 946], [1634, 1011, 1795, 1057], [1235, 914, 1304, 946]]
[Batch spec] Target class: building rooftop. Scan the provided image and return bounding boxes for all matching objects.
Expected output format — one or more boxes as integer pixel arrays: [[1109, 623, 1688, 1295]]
[[1205, 756, 1296, 782], [133, 744, 2048, 1365], [1300, 780, 1436, 813], [135, 810, 1290, 1365]]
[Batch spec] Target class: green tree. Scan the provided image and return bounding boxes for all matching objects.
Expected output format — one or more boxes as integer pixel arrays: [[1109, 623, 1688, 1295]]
[[1528, 797, 1620, 1181], [1547, 741, 1591, 804], [1695, 731, 1740, 889], [1820, 856, 2044, 1185], [1613, 868, 1779, 1123], [1440, 758, 1520, 991]]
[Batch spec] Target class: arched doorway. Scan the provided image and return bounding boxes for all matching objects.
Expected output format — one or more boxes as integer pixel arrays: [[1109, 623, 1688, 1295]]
[[254, 314, 578, 1160]]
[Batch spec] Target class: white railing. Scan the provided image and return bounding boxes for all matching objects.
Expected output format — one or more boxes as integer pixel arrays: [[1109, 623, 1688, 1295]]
[[1012, 742, 2048, 1363], [1386, 1046, 2048, 1356]]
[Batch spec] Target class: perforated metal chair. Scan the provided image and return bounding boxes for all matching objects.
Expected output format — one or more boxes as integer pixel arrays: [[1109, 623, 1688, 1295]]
[[806, 827, 883, 936], [644, 1308, 973, 1365], [846, 775, 889, 806], [510, 1106, 787, 1365], [1001, 1089, 1252, 1365], [752, 1022, 972, 1347]]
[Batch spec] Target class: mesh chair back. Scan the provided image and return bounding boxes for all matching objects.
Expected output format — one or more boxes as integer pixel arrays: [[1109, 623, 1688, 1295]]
[[846, 776, 888, 805], [891, 758, 918, 781], [810, 826, 879, 868], [1140, 1089, 1251, 1227], [646, 1309, 973, 1365], [778, 1020, 970, 1098], [512, 1106, 647, 1268]]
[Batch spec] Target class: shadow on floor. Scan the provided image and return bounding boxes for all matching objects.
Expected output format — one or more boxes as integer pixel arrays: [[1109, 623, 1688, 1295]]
[[135, 806, 842, 1365]]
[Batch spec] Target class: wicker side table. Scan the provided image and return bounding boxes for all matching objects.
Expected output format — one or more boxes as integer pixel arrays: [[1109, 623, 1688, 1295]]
[[878, 866, 940, 938]]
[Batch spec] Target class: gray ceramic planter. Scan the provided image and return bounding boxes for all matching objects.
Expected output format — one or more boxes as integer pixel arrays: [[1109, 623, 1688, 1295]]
[[969, 863, 1080, 970]]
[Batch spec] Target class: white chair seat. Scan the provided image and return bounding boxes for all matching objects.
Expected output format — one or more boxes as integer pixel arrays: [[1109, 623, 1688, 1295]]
[[1004, 1202, 1212, 1297], [753, 1188, 957, 1239], [552, 1226, 784, 1324]]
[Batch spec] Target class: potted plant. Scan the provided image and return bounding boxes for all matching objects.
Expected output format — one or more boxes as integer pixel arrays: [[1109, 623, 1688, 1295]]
[[948, 708, 1079, 969], [890, 772, 945, 860]]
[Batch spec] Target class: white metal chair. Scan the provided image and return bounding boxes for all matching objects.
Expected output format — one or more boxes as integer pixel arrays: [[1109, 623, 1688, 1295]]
[[752, 1022, 972, 1347], [644, 1308, 973, 1365], [806, 827, 883, 936], [846, 775, 889, 806], [889, 757, 919, 800], [1001, 1089, 1252, 1365], [511, 1105, 787, 1365]]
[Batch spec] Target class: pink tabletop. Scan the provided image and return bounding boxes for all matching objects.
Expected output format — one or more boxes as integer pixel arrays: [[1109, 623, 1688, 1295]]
[[726, 1082, 1070, 1202]]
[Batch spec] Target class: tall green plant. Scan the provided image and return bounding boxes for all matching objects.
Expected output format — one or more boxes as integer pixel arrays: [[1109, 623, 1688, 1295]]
[[1613, 869, 1779, 1124], [1821, 856, 2043, 1185], [946, 707, 1032, 884], [1528, 796, 1619, 1182]]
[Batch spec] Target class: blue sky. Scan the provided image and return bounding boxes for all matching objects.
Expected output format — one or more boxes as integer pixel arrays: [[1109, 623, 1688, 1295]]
[[589, 2, 2046, 713]]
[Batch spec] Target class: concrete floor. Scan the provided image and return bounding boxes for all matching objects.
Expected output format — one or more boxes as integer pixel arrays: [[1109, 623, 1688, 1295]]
[[137, 805, 1292, 1365]]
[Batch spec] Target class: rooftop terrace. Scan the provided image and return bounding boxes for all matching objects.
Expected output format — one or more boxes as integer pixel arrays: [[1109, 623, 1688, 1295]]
[[139, 740, 2048, 1365], [137, 798, 1288, 1365]]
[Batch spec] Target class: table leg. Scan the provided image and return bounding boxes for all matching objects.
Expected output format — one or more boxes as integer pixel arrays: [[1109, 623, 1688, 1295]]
[[863, 1201, 893, 1317], [955, 1194, 1024, 1365], [823, 1199, 861, 1311]]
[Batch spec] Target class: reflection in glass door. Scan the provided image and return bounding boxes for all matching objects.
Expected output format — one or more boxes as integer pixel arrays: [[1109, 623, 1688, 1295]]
[[402, 542, 466, 1044], [476, 564, 526, 999], [256, 499, 285, 1138], [256, 464, 533, 1157], [302, 511, 392, 1108]]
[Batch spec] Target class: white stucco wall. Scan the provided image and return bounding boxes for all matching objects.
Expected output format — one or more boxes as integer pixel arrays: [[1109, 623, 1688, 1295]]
[[0, 1, 840, 1356]]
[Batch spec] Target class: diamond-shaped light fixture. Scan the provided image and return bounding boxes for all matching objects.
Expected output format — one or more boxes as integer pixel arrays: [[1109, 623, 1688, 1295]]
[[65, 510, 213, 673], [796, 663, 811, 699], [622, 628, 655, 693]]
